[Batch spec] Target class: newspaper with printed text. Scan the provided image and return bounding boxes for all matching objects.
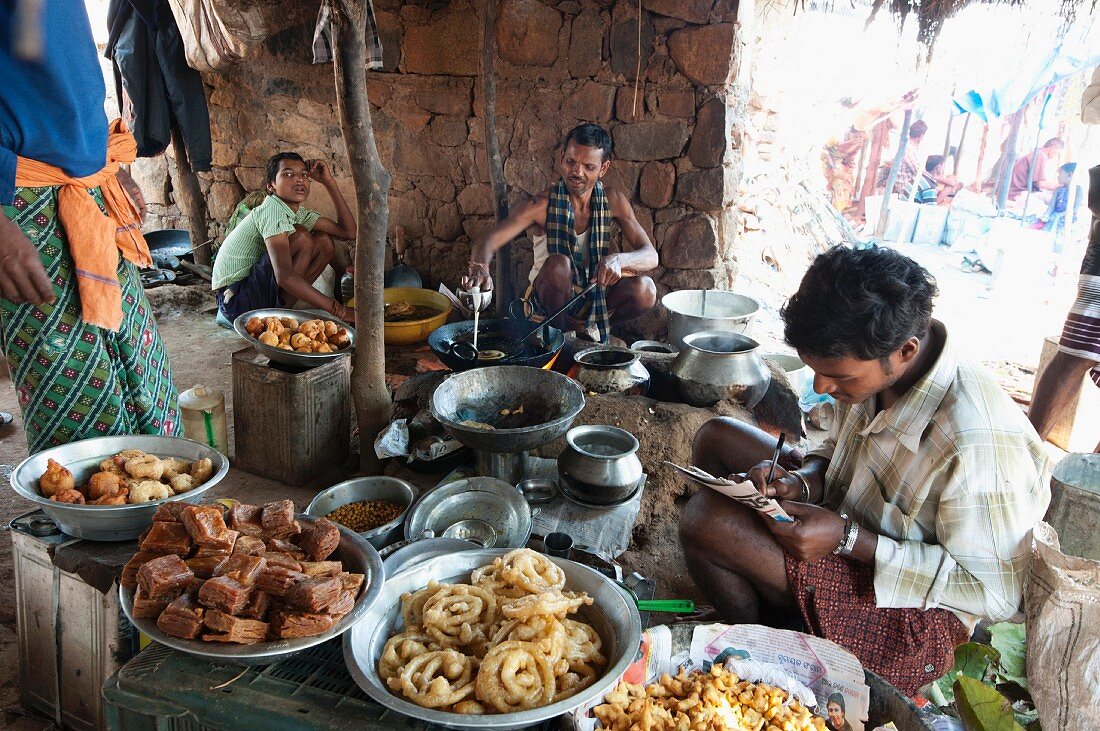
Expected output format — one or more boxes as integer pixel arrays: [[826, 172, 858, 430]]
[[665, 462, 793, 522]]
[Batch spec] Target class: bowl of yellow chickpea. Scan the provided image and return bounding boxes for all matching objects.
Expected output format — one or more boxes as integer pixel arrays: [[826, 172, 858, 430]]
[[306, 477, 418, 549]]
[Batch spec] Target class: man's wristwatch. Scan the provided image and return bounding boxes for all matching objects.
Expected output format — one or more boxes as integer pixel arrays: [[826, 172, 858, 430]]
[[833, 516, 859, 556]]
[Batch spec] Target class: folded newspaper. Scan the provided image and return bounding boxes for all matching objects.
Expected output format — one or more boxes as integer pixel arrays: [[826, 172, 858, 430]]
[[665, 462, 793, 522], [572, 623, 871, 731]]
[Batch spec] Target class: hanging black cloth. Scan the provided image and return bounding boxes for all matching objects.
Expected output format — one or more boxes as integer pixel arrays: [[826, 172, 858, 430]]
[[105, 0, 211, 171]]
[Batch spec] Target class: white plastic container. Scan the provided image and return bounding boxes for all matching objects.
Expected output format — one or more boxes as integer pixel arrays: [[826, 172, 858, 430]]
[[178, 384, 229, 455]]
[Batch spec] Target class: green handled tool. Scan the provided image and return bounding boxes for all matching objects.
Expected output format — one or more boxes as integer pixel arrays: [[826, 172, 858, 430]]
[[635, 599, 695, 613]]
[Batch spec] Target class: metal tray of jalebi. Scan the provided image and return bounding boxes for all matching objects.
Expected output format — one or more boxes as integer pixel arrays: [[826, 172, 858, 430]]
[[343, 549, 642, 730]]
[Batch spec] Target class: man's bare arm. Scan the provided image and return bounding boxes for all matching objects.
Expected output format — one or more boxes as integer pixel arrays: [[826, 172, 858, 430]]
[[595, 188, 658, 286], [464, 194, 548, 290]]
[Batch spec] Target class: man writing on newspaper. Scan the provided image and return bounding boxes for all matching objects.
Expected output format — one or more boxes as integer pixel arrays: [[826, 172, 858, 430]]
[[678, 246, 1050, 695]]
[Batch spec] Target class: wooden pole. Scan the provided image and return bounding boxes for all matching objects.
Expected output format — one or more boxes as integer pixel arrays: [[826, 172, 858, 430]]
[[953, 113, 971, 177], [332, 0, 392, 473], [876, 109, 912, 238], [169, 128, 211, 267], [971, 122, 989, 192], [996, 109, 1024, 210], [853, 135, 870, 207], [482, 0, 513, 307], [857, 122, 888, 218], [941, 110, 954, 160]]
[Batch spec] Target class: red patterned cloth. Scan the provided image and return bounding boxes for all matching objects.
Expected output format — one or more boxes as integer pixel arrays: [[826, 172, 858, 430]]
[[785, 553, 969, 696]]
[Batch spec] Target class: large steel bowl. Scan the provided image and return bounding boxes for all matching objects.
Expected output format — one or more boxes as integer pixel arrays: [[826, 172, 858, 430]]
[[305, 476, 418, 549], [430, 366, 585, 454], [404, 477, 531, 549], [233, 308, 354, 369], [121, 513, 384, 666], [662, 290, 760, 349], [428, 318, 564, 372], [344, 549, 642, 730], [9, 434, 229, 541]]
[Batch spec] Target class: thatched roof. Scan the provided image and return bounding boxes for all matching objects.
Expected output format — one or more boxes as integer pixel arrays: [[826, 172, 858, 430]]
[[865, 0, 1095, 51]]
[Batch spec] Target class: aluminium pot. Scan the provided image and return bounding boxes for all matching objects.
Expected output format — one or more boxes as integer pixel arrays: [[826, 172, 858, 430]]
[[568, 346, 650, 396], [557, 425, 644, 507], [662, 290, 760, 349], [671, 331, 771, 408]]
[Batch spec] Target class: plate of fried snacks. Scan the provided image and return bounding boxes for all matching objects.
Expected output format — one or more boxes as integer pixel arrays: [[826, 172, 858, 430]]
[[344, 548, 642, 730], [120, 500, 384, 665], [590, 665, 827, 731], [9, 435, 229, 541], [233, 308, 354, 369]]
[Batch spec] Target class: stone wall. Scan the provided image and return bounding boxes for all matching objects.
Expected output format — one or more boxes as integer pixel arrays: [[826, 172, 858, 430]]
[[141, 0, 744, 337]]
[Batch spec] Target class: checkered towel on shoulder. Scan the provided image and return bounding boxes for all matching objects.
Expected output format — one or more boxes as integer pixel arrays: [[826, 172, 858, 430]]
[[545, 180, 611, 343]]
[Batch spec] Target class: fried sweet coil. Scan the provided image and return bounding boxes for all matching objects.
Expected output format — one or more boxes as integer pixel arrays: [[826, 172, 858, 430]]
[[491, 616, 567, 666], [422, 584, 497, 648], [475, 641, 556, 713], [499, 548, 567, 594], [393, 649, 478, 708], [562, 617, 606, 667], [501, 590, 593, 620], [379, 629, 442, 683], [471, 560, 531, 600], [401, 581, 446, 628]]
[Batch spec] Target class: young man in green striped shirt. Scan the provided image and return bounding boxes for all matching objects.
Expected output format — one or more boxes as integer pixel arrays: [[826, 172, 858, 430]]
[[212, 152, 356, 325]]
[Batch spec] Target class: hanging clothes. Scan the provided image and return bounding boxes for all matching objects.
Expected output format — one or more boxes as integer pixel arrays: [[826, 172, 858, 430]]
[[105, 0, 211, 171], [311, 0, 384, 67]]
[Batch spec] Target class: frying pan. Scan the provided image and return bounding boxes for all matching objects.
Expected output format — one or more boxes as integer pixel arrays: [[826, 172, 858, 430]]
[[428, 318, 564, 372], [384, 226, 422, 288]]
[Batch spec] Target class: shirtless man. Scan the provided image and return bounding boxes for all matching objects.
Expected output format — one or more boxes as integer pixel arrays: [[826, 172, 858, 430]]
[[464, 124, 657, 343]]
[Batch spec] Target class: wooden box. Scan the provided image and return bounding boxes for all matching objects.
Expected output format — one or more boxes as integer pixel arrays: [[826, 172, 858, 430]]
[[232, 347, 351, 485], [11, 511, 138, 731], [1033, 336, 1100, 453]]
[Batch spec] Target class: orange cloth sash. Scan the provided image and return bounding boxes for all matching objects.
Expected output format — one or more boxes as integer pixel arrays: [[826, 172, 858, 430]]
[[14, 119, 151, 331]]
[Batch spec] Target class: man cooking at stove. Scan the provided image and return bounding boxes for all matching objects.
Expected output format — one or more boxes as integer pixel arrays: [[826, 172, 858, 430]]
[[463, 123, 657, 344], [679, 246, 1050, 696]]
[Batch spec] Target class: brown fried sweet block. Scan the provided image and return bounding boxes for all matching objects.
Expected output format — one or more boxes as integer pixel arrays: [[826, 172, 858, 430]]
[[140, 521, 193, 556], [186, 555, 229, 580], [137, 554, 195, 600], [299, 561, 343, 578], [157, 593, 204, 639], [202, 610, 269, 644], [339, 572, 365, 598], [233, 535, 266, 556], [268, 608, 336, 639], [299, 519, 340, 561], [266, 520, 301, 541], [240, 589, 272, 620], [132, 586, 172, 618], [193, 534, 237, 557], [181, 504, 230, 547], [198, 576, 251, 615], [265, 539, 305, 561], [229, 504, 265, 537], [257, 566, 307, 597], [264, 552, 303, 571], [121, 551, 169, 590], [324, 591, 355, 617], [285, 576, 342, 612], [151, 501, 188, 523], [214, 554, 266, 586], [261, 500, 295, 531]]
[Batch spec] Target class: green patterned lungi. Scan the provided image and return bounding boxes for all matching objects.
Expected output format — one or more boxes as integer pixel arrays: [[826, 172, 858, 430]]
[[1, 185, 181, 454]]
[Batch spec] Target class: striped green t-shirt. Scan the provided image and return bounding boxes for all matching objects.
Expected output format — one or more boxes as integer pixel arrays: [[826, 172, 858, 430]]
[[211, 194, 321, 289]]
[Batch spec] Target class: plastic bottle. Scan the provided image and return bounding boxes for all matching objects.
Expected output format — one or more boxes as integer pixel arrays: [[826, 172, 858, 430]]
[[340, 266, 354, 306], [178, 385, 229, 455]]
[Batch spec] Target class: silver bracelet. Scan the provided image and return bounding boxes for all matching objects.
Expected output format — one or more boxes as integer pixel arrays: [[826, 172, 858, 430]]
[[791, 470, 812, 503]]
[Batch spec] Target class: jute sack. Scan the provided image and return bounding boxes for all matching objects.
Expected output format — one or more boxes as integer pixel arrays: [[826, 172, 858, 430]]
[[1024, 521, 1100, 728], [167, 0, 269, 73]]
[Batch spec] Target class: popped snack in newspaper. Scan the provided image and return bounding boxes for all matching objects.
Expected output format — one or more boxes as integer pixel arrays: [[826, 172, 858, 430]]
[[665, 462, 793, 522], [572, 623, 870, 731]]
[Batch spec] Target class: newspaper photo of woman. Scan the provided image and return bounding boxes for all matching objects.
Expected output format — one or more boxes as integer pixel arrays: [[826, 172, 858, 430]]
[[826, 692, 854, 731]]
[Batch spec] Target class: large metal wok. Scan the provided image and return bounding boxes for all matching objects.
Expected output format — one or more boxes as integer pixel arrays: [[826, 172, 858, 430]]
[[427, 318, 564, 372], [430, 366, 585, 455]]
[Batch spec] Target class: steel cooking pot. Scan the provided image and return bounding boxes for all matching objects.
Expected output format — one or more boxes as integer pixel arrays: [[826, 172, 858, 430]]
[[557, 425, 644, 507]]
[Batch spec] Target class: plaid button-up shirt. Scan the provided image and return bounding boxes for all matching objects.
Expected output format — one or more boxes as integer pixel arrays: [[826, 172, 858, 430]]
[[809, 328, 1051, 629]]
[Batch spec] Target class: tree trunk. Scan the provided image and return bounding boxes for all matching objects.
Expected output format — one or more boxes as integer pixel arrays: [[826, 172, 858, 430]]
[[953, 113, 970, 177], [169, 128, 210, 267], [482, 0, 513, 306], [332, 1, 392, 473], [971, 123, 989, 192], [856, 122, 887, 219]]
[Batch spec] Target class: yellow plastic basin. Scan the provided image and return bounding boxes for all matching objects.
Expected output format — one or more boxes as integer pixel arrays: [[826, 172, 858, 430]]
[[383, 288, 452, 345]]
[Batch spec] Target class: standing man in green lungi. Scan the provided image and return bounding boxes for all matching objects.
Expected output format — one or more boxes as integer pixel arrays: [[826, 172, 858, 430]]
[[464, 123, 658, 344], [0, 2, 181, 453]]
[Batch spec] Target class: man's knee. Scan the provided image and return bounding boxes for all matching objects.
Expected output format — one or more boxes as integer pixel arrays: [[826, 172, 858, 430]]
[[624, 275, 656, 308], [679, 488, 723, 547], [538, 254, 573, 286], [313, 231, 335, 260], [692, 417, 743, 463]]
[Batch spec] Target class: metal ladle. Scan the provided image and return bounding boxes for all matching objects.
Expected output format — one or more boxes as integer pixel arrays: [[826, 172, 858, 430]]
[[450, 282, 598, 364]]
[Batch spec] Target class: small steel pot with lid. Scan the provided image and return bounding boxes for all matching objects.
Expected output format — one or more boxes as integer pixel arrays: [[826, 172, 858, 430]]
[[671, 330, 771, 408], [557, 425, 644, 507]]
